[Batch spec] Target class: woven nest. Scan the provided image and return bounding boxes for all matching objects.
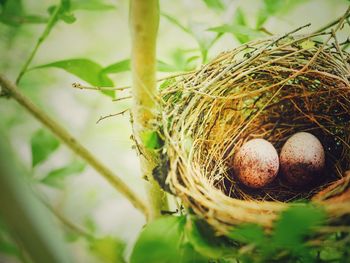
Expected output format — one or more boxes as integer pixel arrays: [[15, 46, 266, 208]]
[[158, 32, 350, 235]]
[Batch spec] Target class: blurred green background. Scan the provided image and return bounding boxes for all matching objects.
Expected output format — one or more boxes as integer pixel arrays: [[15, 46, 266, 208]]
[[0, 0, 348, 262]]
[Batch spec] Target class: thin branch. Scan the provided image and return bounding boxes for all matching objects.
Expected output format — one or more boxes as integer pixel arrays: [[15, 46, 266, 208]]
[[16, 4, 62, 84], [71, 71, 195, 93], [72, 82, 129, 91], [112, 96, 132, 102], [96, 109, 129, 124], [42, 200, 94, 240], [313, 8, 350, 34], [0, 74, 148, 217]]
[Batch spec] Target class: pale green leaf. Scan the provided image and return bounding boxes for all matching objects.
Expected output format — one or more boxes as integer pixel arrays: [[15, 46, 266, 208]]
[[202, 0, 225, 11], [31, 129, 60, 167], [256, 0, 310, 28], [102, 59, 130, 74], [130, 216, 186, 263], [32, 59, 115, 98], [89, 237, 126, 263], [71, 0, 115, 11], [41, 161, 85, 188], [209, 24, 264, 43]]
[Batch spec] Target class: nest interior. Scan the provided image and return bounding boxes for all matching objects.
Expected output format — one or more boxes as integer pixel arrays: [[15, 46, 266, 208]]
[[159, 33, 350, 233]]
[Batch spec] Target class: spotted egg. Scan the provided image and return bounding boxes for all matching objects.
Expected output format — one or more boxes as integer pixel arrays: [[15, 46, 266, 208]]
[[280, 132, 325, 186], [233, 138, 279, 188]]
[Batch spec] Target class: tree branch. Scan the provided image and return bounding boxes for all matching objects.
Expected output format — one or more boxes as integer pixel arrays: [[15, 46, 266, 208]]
[[0, 74, 148, 217], [130, 0, 168, 221]]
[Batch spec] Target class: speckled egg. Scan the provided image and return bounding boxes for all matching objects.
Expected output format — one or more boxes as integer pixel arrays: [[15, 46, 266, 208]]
[[280, 132, 325, 186], [233, 139, 279, 188]]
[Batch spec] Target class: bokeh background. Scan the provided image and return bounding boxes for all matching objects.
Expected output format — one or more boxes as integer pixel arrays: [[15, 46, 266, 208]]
[[0, 0, 349, 262]]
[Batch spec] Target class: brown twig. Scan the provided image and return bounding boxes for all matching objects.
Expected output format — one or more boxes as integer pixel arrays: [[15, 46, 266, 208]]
[[96, 109, 129, 124]]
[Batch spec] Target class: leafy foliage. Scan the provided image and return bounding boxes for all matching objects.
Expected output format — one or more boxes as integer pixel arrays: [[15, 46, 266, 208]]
[[202, 0, 225, 11], [89, 236, 126, 263], [162, 13, 222, 63], [0, 0, 47, 26], [209, 14, 265, 45], [31, 129, 60, 167], [228, 204, 327, 262], [256, 0, 309, 28], [33, 59, 115, 98], [70, 0, 116, 11], [141, 130, 163, 150], [41, 161, 86, 188], [185, 217, 232, 259], [130, 216, 207, 263], [103, 58, 188, 74], [130, 216, 186, 263], [130, 205, 332, 263], [102, 59, 131, 75]]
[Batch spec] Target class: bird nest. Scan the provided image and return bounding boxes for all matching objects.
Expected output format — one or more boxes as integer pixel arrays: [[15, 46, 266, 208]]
[[157, 32, 350, 234]]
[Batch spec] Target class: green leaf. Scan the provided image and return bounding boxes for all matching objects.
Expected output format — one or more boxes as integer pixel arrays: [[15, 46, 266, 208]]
[[59, 12, 76, 23], [0, 0, 23, 26], [161, 13, 191, 34], [168, 49, 199, 72], [228, 223, 266, 245], [31, 129, 60, 167], [41, 161, 85, 188], [102, 59, 179, 74], [0, 0, 48, 26], [47, 1, 76, 25], [32, 59, 115, 98], [256, 0, 309, 28], [232, 8, 251, 43], [209, 24, 264, 43], [71, 0, 115, 11], [102, 59, 130, 74], [157, 60, 178, 72], [89, 236, 126, 263], [202, 0, 225, 11], [233, 7, 247, 26], [141, 130, 163, 150], [186, 218, 231, 259], [272, 204, 326, 249], [130, 216, 186, 263], [60, 0, 71, 11], [179, 243, 208, 263], [161, 13, 221, 62]]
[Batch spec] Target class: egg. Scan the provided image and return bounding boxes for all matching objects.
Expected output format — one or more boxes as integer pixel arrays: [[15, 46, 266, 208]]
[[280, 132, 325, 186], [233, 138, 279, 188]]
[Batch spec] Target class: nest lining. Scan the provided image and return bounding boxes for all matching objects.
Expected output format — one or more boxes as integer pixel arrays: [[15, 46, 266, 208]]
[[159, 33, 350, 233]]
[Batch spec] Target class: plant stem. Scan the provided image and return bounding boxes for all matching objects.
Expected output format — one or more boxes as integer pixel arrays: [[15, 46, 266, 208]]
[[130, 0, 168, 221], [313, 8, 350, 34], [0, 75, 148, 217], [16, 4, 61, 85]]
